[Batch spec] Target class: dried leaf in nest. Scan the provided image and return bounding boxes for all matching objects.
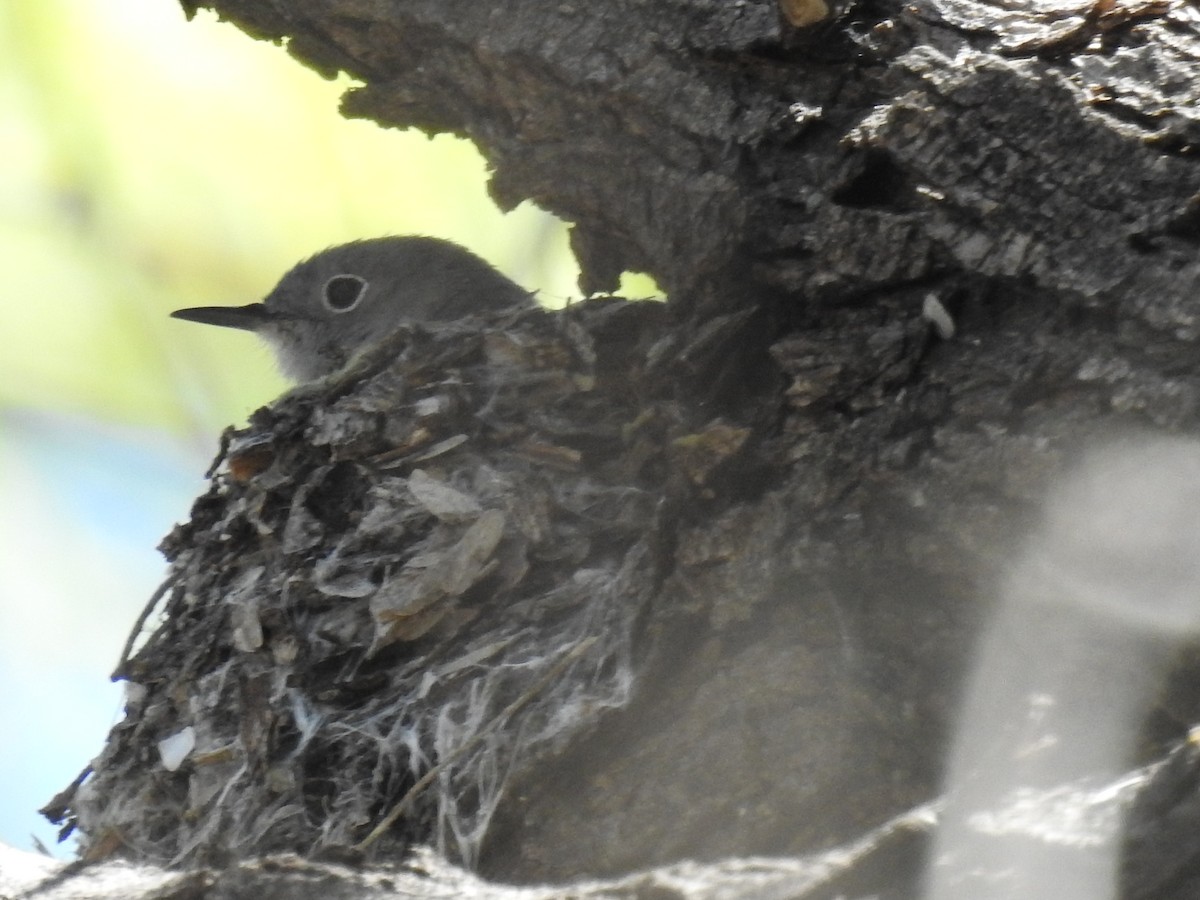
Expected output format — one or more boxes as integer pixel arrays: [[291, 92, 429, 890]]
[[439, 510, 506, 595], [157, 728, 197, 774], [407, 469, 484, 522], [779, 0, 830, 27], [370, 510, 507, 650], [314, 552, 379, 599], [671, 420, 751, 486], [225, 432, 276, 483], [226, 566, 266, 652], [229, 597, 263, 653], [80, 828, 126, 863], [483, 330, 576, 372]]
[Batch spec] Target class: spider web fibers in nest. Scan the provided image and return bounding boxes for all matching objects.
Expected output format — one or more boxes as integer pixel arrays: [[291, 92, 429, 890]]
[[172, 548, 641, 866], [141, 550, 643, 868], [432, 557, 643, 865]]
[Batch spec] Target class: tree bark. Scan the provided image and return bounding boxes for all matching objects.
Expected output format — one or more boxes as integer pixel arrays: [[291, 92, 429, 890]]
[[28, 0, 1200, 897]]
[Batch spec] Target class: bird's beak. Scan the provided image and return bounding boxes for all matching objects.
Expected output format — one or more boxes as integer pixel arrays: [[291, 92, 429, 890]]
[[170, 303, 276, 332]]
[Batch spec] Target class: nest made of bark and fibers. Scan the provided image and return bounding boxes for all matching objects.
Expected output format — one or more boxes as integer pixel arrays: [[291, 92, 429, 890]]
[[45, 298, 764, 868]]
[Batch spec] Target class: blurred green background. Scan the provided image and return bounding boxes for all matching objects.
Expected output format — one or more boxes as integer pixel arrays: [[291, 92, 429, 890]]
[[0, 0, 606, 855]]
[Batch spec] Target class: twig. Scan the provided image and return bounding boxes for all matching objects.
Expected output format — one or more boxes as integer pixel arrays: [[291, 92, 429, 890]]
[[110, 574, 176, 681]]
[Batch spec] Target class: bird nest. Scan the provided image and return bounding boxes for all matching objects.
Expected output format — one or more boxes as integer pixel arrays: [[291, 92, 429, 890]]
[[44, 298, 757, 868]]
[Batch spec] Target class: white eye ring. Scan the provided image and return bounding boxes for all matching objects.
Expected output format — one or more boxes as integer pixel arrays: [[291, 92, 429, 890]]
[[323, 274, 368, 312]]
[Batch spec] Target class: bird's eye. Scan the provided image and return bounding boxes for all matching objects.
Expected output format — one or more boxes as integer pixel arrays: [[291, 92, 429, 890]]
[[323, 274, 368, 312]]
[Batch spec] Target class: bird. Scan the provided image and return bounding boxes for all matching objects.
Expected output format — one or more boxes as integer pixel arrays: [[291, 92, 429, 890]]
[[171, 236, 535, 382]]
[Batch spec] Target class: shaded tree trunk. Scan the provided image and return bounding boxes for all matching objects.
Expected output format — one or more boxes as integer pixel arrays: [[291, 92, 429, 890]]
[[28, 0, 1200, 897]]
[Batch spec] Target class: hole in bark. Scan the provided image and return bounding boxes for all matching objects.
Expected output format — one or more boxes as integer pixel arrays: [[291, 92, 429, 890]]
[[831, 150, 910, 209], [1127, 232, 1162, 254], [1165, 197, 1200, 245]]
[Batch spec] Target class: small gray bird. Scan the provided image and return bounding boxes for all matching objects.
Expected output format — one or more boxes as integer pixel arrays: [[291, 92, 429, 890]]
[[171, 236, 534, 382]]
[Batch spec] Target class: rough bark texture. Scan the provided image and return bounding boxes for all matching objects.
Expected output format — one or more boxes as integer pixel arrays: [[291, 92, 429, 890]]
[[1, 830, 933, 900], [29, 0, 1200, 897]]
